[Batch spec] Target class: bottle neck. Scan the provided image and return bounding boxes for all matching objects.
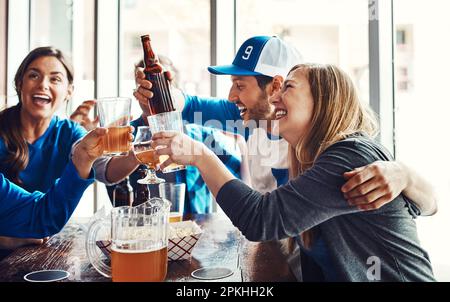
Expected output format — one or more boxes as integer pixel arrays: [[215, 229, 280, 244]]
[[142, 38, 162, 74]]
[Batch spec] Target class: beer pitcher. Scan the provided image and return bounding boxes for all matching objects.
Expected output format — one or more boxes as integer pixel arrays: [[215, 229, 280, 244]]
[[86, 198, 170, 282]]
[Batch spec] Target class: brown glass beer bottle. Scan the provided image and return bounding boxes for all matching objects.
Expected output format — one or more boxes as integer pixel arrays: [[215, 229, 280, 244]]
[[140, 35, 175, 115], [112, 177, 134, 207], [134, 169, 151, 206]]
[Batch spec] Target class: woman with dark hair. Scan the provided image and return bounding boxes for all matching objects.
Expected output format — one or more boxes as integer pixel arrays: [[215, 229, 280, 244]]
[[151, 64, 435, 281], [0, 127, 115, 240], [0, 47, 79, 188], [0, 47, 135, 249]]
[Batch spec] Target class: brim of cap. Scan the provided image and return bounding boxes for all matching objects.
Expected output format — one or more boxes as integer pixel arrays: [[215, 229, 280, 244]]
[[208, 64, 262, 76]]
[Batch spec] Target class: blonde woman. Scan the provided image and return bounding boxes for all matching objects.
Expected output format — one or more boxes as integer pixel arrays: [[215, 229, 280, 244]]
[[151, 64, 435, 281]]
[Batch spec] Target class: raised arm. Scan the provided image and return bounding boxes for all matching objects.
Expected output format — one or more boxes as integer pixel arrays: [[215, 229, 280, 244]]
[[0, 128, 112, 239], [133, 67, 243, 136], [341, 161, 438, 216], [152, 132, 373, 241], [152, 131, 235, 197]]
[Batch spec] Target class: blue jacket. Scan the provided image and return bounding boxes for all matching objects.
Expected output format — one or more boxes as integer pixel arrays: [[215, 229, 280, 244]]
[[0, 116, 86, 193], [0, 160, 94, 238]]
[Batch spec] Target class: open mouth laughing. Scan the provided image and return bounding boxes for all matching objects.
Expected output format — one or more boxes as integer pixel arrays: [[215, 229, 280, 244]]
[[237, 104, 248, 118], [274, 109, 287, 120], [32, 94, 52, 106]]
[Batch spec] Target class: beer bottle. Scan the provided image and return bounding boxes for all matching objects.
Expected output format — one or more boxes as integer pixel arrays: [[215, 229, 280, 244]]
[[134, 169, 151, 206], [140, 34, 175, 115], [112, 177, 134, 207]]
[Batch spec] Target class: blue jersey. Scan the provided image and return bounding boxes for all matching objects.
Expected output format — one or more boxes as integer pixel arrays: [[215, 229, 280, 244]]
[[0, 160, 94, 238], [182, 94, 250, 140], [182, 95, 289, 190], [106, 116, 241, 214], [0, 116, 87, 193]]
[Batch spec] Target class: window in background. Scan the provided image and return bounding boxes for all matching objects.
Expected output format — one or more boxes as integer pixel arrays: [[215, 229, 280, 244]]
[[0, 0, 6, 109], [236, 0, 369, 103], [394, 0, 450, 281], [30, 0, 95, 117], [29, 0, 96, 218], [119, 0, 211, 119]]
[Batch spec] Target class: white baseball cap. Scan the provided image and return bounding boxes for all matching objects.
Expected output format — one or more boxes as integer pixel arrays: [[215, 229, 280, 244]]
[[208, 35, 303, 78]]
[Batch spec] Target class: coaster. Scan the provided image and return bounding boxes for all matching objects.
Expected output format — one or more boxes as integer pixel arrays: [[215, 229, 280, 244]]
[[191, 267, 234, 280], [24, 270, 70, 282]]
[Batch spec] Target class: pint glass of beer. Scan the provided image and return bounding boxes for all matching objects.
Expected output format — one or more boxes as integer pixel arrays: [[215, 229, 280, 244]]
[[97, 97, 132, 156], [86, 198, 171, 282], [147, 111, 186, 173]]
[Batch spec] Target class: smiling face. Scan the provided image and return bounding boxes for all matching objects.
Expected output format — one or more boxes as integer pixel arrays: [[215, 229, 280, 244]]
[[270, 68, 314, 146], [228, 76, 273, 126], [19, 56, 73, 122]]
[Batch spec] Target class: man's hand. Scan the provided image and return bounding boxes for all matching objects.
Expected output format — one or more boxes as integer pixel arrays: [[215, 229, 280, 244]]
[[133, 67, 184, 116], [134, 68, 154, 116], [341, 161, 408, 211], [70, 100, 99, 131]]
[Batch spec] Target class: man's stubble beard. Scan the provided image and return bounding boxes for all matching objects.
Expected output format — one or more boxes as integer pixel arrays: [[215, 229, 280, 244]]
[[246, 91, 275, 129]]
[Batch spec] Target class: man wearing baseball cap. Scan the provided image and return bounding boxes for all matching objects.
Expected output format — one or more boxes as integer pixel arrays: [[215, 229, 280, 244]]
[[135, 35, 434, 207], [134, 36, 437, 269], [206, 36, 303, 192]]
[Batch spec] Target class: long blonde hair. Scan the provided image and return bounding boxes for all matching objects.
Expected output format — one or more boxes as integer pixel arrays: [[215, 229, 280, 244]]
[[288, 64, 379, 249]]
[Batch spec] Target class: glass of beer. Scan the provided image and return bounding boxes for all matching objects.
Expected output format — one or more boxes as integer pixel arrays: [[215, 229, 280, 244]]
[[158, 183, 186, 223], [86, 198, 171, 282], [97, 97, 132, 156], [147, 111, 186, 173], [133, 126, 165, 184]]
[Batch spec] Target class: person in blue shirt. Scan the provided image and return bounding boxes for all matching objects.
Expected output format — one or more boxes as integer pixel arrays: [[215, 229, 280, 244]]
[[71, 57, 246, 214], [0, 47, 135, 249], [134, 36, 437, 215], [113, 117, 244, 213], [0, 127, 132, 244]]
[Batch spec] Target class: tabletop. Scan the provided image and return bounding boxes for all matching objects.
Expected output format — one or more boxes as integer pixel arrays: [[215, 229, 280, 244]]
[[0, 213, 296, 282]]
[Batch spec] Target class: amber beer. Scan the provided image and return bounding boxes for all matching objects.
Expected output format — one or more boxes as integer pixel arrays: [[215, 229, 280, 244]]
[[135, 148, 182, 171], [134, 142, 161, 169], [111, 247, 168, 282], [141, 35, 175, 115], [169, 213, 183, 223], [103, 126, 130, 155]]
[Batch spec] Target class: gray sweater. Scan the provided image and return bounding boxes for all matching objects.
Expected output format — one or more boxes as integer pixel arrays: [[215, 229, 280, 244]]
[[216, 135, 435, 282]]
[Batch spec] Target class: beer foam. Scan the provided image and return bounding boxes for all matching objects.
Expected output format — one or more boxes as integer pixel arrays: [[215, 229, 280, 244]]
[[116, 226, 161, 240], [111, 246, 165, 254]]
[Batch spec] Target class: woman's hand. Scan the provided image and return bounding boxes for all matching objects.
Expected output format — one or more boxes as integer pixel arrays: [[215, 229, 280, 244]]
[[152, 131, 236, 197], [73, 128, 108, 163], [72, 127, 133, 178], [151, 131, 210, 170]]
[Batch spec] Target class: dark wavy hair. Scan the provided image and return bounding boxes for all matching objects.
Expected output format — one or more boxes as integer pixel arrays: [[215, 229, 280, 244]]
[[0, 47, 74, 184]]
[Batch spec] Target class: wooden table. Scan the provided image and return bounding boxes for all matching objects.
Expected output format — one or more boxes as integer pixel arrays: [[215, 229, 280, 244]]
[[0, 213, 296, 282]]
